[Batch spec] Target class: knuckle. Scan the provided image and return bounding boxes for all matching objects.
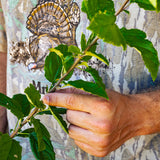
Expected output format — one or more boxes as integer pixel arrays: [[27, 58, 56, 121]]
[[93, 137, 108, 148], [65, 95, 75, 107], [96, 100, 112, 114], [96, 151, 109, 157]]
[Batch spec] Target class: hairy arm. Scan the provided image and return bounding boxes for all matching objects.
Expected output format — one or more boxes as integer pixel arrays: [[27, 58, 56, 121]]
[[0, 51, 7, 133], [43, 88, 160, 157]]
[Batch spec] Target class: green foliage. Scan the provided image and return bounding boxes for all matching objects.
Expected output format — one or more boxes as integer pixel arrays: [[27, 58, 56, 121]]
[[44, 51, 62, 83], [82, 0, 115, 20], [17, 128, 35, 138], [130, 0, 160, 12], [88, 13, 127, 49], [38, 107, 67, 115], [31, 117, 51, 152], [121, 28, 159, 81], [68, 80, 108, 100], [24, 84, 45, 109], [0, 133, 22, 160], [29, 132, 55, 160], [12, 94, 31, 117], [49, 106, 68, 134], [0, 93, 24, 119], [68, 45, 81, 55]]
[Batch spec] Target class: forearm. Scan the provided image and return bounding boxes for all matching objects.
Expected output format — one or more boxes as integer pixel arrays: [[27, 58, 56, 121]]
[[0, 51, 7, 133]]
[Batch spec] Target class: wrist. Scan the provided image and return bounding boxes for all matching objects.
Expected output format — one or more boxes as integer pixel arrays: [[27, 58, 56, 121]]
[[127, 92, 160, 136]]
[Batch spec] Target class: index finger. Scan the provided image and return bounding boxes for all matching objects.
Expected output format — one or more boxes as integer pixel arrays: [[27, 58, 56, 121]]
[[43, 92, 103, 113]]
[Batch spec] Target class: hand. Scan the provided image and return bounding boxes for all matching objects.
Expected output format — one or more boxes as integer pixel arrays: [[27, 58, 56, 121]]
[[43, 88, 160, 157]]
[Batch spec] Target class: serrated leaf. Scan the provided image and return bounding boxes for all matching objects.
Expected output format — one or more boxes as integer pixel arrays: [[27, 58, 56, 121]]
[[31, 117, 51, 152], [120, 28, 159, 81], [88, 13, 126, 50], [68, 45, 81, 55], [24, 84, 45, 109], [0, 133, 22, 160], [44, 52, 62, 83], [130, 0, 160, 12], [85, 51, 109, 66], [0, 93, 24, 119], [82, 0, 115, 20], [81, 33, 87, 51], [29, 132, 55, 160], [12, 94, 31, 117], [49, 106, 68, 134], [68, 80, 108, 99], [85, 67, 105, 89]]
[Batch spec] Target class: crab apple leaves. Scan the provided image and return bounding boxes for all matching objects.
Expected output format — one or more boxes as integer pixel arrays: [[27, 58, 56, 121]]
[[0, 93, 24, 119], [121, 28, 159, 81], [130, 0, 160, 12], [44, 51, 62, 83], [0, 133, 22, 160], [38, 107, 67, 115], [49, 106, 68, 134], [81, 33, 87, 51], [29, 132, 55, 160], [24, 84, 45, 109], [82, 0, 115, 20], [12, 94, 31, 117], [68, 45, 81, 55], [85, 51, 109, 66], [17, 128, 35, 138], [31, 117, 51, 152], [85, 67, 106, 89], [88, 13, 127, 50], [68, 80, 108, 100]]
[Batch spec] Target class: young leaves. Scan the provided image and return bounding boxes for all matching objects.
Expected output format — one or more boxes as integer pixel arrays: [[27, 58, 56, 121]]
[[44, 51, 62, 83], [130, 0, 160, 12], [0, 133, 22, 160], [29, 132, 55, 160], [82, 0, 115, 20], [24, 84, 45, 109], [88, 13, 127, 50], [121, 28, 159, 81]]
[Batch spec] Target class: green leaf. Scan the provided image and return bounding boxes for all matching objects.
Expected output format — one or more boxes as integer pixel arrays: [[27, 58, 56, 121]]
[[29, 132, 55, 160], [38, 107, 67, 115], [120, 28, 159, 81], [88, 13, 126, 50], [85, 67, 105, 89], [24, 84, 45, 109], [81, 33, 87, 51], [12, 94, 31, 117], [44, 52, 62, 83], [49, 106, 68, 134], [0, 93, 24, 119], [85, 51, 109, 66], [17, 128, 35, 138], [68, 80, 108, 100], [31, 117, 51, 152], [68, 45, 81, 55], [130, 0, 160, 12], [0, 133, 22, 160], [82, 0, 115, 20], [7, 139, 22, 160]]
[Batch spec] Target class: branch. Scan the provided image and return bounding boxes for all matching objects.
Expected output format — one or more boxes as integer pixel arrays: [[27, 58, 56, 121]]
[[115, 0, 130, 16]]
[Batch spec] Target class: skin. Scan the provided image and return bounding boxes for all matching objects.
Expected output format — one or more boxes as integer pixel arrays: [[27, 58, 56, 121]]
[[43, 88, 160, 157], [0, 52, 7, 133]]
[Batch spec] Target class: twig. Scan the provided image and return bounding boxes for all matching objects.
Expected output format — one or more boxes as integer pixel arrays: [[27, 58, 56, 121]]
[[10, 108, 39, 138], [115, 0, 130, 16]]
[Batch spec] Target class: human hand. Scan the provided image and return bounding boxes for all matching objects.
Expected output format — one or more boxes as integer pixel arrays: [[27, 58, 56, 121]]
[[43, 88, 160, 157]]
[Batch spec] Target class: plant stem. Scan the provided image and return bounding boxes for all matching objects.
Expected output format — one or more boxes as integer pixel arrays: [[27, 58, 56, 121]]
[[115, 0, 130, 16], [10, 108, 39, 138]]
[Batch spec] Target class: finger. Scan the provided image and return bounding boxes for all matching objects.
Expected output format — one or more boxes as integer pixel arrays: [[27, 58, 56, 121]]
[[74, 140, 108, 157], [69, 124, 109, 148], [43, 92, 105, 114], [67, 110, 110, 133]]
